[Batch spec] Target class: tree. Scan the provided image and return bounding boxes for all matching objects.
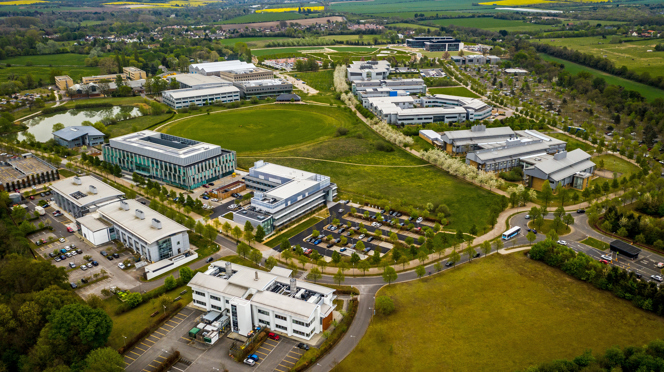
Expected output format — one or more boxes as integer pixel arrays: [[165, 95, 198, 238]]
[[52, 123, 65, 133], [46, 303, 113, 363], [481, 240, 491, 256], [243, 230, 254, 246], [449, 249, 461, 267], [265, 256, 278, 271], [526, 231, 536, 245], [164, 275, 177, 290], [358, 260, 370, 275], [222, 222, 231, 235], [382, 266, 397, 284], [556, 183, 568, 206], [126, 292, 142, 308], [254, 225, 265, 243], [415, 265, 426, 278], [297, 255, 308, 269], [83, 347, 125, 372], [237, 242, 251, 258], [333, 268, 345, 285], [331, 250, 341, 264], [494, 238, 503, 252], [540, 182, 554, 207], [312, 230, 320, 238], [250, 249, 263, 266], [563, 213, 575, 228], [464, 244, 475, 262], [307, 267, 322, 283], [244, 221, 254, 234], [280, 238, 291, 252], [179, 267, 194, 284], [375, 296, 395, 315]]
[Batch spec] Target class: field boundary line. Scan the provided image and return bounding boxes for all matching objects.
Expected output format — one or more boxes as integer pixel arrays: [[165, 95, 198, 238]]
[[237, 156, 433, 168]]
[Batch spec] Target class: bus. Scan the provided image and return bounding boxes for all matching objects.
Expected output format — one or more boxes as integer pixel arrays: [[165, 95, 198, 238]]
[[502, 226, 521, 240]]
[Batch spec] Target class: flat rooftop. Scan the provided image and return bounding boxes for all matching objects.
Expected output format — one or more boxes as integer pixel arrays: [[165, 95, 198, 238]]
[[237, 79, 288, 87], [164, 85, 239, 99], [76, 213, 113, 232], [171, 74, 231, 86], [50, 176, 125, 207], [8, 156, 56, 176], [97, 199, 188, 244], [253, 162, 316, 181], [267, 179, 319, 200], [0, 166, 24, 185]]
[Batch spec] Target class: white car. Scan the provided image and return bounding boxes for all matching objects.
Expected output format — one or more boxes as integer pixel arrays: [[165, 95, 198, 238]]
[[416, 217, 423, 223], [657, 262, 664, 268], [118, 263, 125, 269], [64, 246, 71, 251], [651, 275, 663, 282], [358, 234, 365, 240], [557, 240, 567, 246], [59, 238, 65, 243], [71, 251, 77, 256], [243, 358, 256, 366], [601, 255, 612, 261], [525, 214, 531, 220]]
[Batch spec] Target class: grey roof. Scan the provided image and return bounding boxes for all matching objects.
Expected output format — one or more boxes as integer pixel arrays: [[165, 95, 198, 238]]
[[76, 213, 113, 232], [442, 126, 515, 140], [549, 159, 596, 181], [163, 85, 239, 99], [528, 149, 595, 181], [172, 74, 230, 87], [53, 126, 105, 141], [50, 176, 125, 207], [276, 93, 301, 101], [470, 141, 551, 163]]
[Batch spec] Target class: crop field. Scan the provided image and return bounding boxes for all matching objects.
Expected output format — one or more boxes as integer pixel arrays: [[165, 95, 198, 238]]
[[2, 53, 90, 66], [428, 86, 479, 98], [376, 11, 475, 18], [537, 37, 664, 78], [334, 253, 664, 372], [330, 0, 481, 14], [256, 6, 323, 12], [388, 23, 438, 31], [0, 65, 99, 85], [219, 13, 307, 24], [161, 104, 354, 154], [538, 54, 664, 101], [429, 17, 555, 31]]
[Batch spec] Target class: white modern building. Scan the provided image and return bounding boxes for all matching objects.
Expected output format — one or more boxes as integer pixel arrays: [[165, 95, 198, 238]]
[[50, 176, 125, 218], [162, 85, 240, 109], [102, 130, 236, 190], [76, 198, 190, 262], [406, 36, 463, 51], [364, 94, 492, 125], [352, 78, 427, 95], [233, 79, 293, 99], [237, 161, 337, 234], [168, 74, 233, 89], [189, 262, 336, 341], [450, 55, 500, 66], [189, 61, 274, 82], [347, 60, 391, 82]]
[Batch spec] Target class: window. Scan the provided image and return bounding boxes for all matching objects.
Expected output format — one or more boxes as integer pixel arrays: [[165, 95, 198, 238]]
[[293, 329, 305, 336], [258, 309, 270, 316], [276, 324, 287, 331], [212, 305, 221, 311], [210, 295, 220, 301], [194, 291, 205, 297], [194, 300, 206, 306], [259, 319, 270, 326], [275, 314, 287, 321], [293, 319, 306, 327]]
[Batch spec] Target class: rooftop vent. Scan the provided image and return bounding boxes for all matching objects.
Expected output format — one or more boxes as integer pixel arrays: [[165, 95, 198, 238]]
[[225, 261, 232, 275], [254, 271, 259, 281], [73, 176, 82, 185], [135, 209, 145, 220], [290, 278, 296, 293], [89, 185, 97, 194], [152, 218, 162, 230], [120, 200, 129, 210], [553, 151, 567, 160]]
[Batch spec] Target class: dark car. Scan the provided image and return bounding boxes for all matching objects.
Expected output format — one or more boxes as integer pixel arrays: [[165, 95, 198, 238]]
[[140, 201, 146, 205], [532, 229, 537, 234], [367, 237, 374, 242], [326, 243, 334, 248], [112, 253, 120, 258], [40, 192, 45, 197], [60, 255, 66, 260], [206, 257, 214, 263], [70, 282, 77, 289], [36, 240, 42, 246], [473, 252, 481, 258], [100, 251, 108, 256], [92, 261, 99, 266], [81, 278, 88, 284], [48, 252, 55, 258], [76, 249, 83, 254], [107, 256, 114, 261], [577, 209, 585, 214], [297, 343, 310, 351], [445, 261, 454, 267]]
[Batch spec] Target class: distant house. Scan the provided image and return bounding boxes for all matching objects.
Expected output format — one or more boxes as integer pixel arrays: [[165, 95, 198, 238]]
[[53, 126, 106, 149]]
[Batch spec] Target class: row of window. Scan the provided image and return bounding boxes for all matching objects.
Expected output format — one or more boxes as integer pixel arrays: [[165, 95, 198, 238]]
[[194, 299, 206, 306], [195, 291, 205, 297], [293, 329, 313, 337], [293, 319, 314, 328]]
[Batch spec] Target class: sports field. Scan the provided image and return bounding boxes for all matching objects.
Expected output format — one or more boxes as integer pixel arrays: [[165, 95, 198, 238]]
[[334, 253, 664, 372], [429, 17, 554, 32], [539, 54, 664, 101], [428, 86, 479, 98], [161, 105, 354, 154], [538, 36, 664, 78]]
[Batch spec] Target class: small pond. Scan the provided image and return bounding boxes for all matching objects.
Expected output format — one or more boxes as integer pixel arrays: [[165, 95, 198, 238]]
[[18, 106, 142, 142]]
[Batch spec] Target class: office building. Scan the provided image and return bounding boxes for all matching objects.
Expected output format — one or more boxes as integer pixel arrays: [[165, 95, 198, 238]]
[[422, 94, 493, 121], [347, 60, 391, 82], [237, 161, 337, 235], [523, 149, 595, 191], [189, 262, 336, 341], [82, 73, 127, 84], [102, 130, 236, 190], [450, 55, 500, 66], [55, 75, 74, 90], [440, 125, 515, 155], [365, 94, 492, 125], [352, 78, 427, 95], [50, 176, 125, 218], [53, 126, 105, 149], [168, 74, 232, 89], [189, 61, 274, 82], [0, 154, 59, 192], [419, 130, 444, 147], [123, 67, 147, 80], [406, 36, 463, 51], [233, 79, 293, 99], [505, 68, 529, 75], [77, 199, 190, 262], [161, 85, 240, 109]]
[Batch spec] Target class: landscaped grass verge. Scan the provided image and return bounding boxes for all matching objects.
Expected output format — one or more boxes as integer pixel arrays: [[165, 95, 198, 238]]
[[581, 237, 609, 250], [528, 219, 571, 236], [221, 255, 267, 271], [58, 168, 76, 177], [593, 154, 641, 176], [264, 216, 324, 248]]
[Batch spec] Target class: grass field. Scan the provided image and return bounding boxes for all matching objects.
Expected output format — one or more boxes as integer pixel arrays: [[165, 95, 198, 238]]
[[428, 86, 479, 98], [291, 70, 335, 93], [428, 17, 554, 31], [581, 237, 609, 250], [107, 113, 172, 138], [334, 254, 664, 372], [594, 154, 641, 175], [3, 53, 91, 66], [219, 12, 307, 24], [388, 23, 438, 31], [0, 65, 99, 85], [538, 36, 664, 78], [162, 104, 353, 154], [538, 54, 664, 101], [547, 132, 595, 153], [331, 0, 480, 14]]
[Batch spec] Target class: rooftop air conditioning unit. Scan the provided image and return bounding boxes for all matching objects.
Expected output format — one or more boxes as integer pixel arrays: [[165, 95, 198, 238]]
[[152, 218, 162, 229], [89, 185, 97, 194], [73, 176, 82, 185], [120, 200, 129, 210], [135, 209, 145, 220]]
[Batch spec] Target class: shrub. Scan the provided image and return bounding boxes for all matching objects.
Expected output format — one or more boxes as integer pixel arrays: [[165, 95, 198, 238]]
[[375, 296, 395, 315], [375, 141, 394, 152], [336, 127, 349, 136]]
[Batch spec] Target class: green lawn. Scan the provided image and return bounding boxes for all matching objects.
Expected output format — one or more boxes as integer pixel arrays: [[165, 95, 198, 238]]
[[219, 12, 308, 24], [528, 219, 571, 235], [409, 136, 435, 152], [221, 255, 267, 271], [547, 132, 595, 154], [62, 96, 149, 107], [219, 37, 293, 47], [581, 237, 609, 251], [161, 104, 355, 154], [429, 17, 554, 32], [331, 0, 481, 14], [3, 53, 91, 66], [537, 36, 664, 78], [334, 254, 664, 372], [388, 23, 438, 31], [538, 54, 664, 102], [428, 86, 479, 98], [593, 154, 641, 176], [107, 113, 172, 138], [263, 216, 324, 248], [0, 65, 99, 85], [291, 70, 335, 94]]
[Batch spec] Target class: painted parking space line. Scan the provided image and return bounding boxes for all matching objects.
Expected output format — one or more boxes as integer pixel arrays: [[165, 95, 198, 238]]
[[124, 355, 136, 361], [284, 355, 299, 362], [153, 330, 166, 336], [274, 367, 289, 372], [134, 346, 146, 352], [130, 350, 142, 357], [278, 363, 293, 369], [255, 350, 268, 356], [281, 358, 296, 365]]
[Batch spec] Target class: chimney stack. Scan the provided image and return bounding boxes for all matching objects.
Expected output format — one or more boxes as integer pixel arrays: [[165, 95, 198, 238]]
[[152, 218, 162, 229], [290, 278, 296, 293], [135, 209, 145, 220]]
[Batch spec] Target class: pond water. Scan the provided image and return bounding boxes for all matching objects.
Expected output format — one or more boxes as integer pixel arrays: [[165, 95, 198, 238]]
[[18, 106, 142, 142]]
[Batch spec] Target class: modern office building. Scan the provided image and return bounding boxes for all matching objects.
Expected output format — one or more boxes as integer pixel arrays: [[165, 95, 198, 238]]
[[352, 78, 427, 95], [189, 61, 274, 82], [505, 68, 529, 75], [419, 130, 444, 147], [53, 126, 105, 149], [450, 55, 500, 66], [233, 79, 293, 99], [189, 262, 336, 341], [168, 74, 232, 89], [102, 130, 236, 190], [123, 66, 147, 80], [523, 149, 595, 191], [55, 75, 74, 90], [0, 154, 59, 192], [406, 36, 463, 51], [347, 60, 391, 82], [82, 73, 127, 84], [50, 176, 125, 218], [237, 161, 337, 234], [161, 85, 240, 109], [422, 94, 493, 121], [77, 198, 190, 262], [365, 94, 492, 125], [440, 125, 515, 155]]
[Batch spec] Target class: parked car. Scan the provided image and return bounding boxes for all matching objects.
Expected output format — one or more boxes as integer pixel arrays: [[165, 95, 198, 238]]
[[113, 253, 120, 258], [599, 259, 609, 264], [532, 229, 537, 234], [118, 263, 125, 269], [297, 343, 310, 351], [268, 332, 280, 341], [107, 256, 114, 261], [80, 265, 87, 271], [657, 262, 664, 268], [59, 255, 66, 260], [66, 226, 74, 233], [100, 251, 107, 256], [525, 215, 531, 220], [557, 240, 567, 246], [367, 237, 374, 242], [340, 247, 347, 252], [416, 217, 423, 223], [65, 252, 72, 258], [92, 261, 99, 266], [473, 251, 481, 258], [76, 249, 83, 254], [445, 260, 454, 267], [54, 257, 61, 262], [68, 262, 76, 268], [206, 257, 214, 263], [70, 283, 77, 289], [358, 234, 365, 240], [87, 262, 93, 268], [577, 209, 586, 214], [338, 228, 345, 234], [248, 354, 259, 362], [652, 275, 664, 282], [601, 255, 612, 261], [364, 247, 371, 253], [243, 358, 255, 366], [314, 239, 322, 245], [36, 240, 42, 246], [326, 243, 334, 248], [81, 278, 88, 284], [303, 248, 312, 255], [59, 238, 65, 243]]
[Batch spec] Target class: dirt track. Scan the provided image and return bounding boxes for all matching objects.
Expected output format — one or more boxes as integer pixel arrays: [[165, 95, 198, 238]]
[[220, 16, 345, 30]]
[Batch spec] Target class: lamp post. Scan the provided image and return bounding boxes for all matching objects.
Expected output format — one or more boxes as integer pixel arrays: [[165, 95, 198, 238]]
[[122, 335, 127, 347]]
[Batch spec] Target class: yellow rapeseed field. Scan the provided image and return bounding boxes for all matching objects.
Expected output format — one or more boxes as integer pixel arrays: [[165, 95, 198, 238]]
[[256, 6, 324, 13], [0, 0, 47, 4]]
